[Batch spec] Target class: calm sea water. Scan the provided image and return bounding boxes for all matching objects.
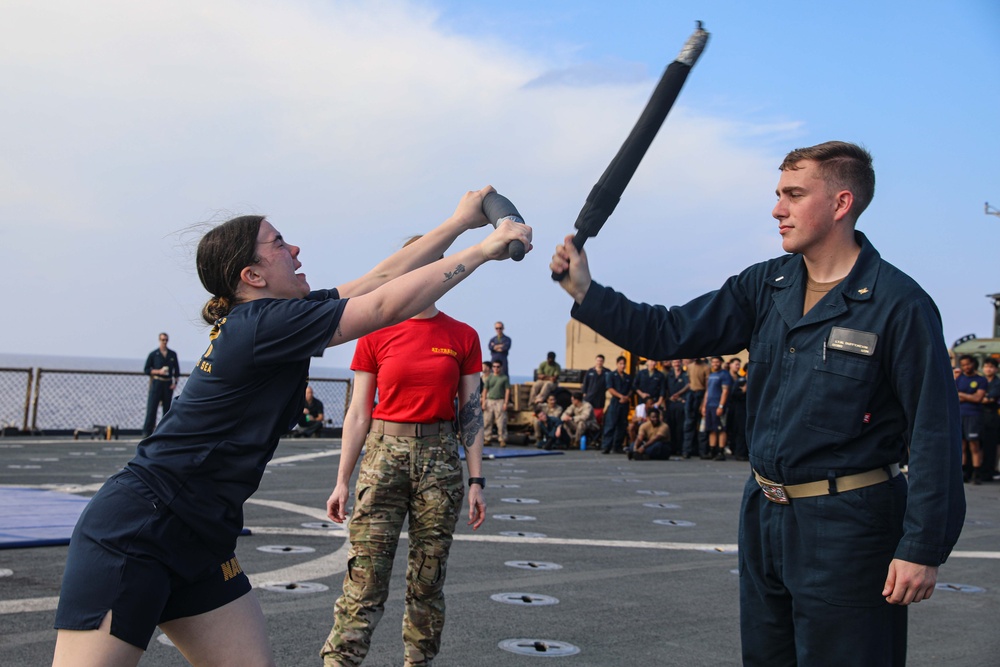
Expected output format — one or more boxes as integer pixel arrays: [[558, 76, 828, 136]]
[[0, 352, 352, 378], [0, 353, 527, 381]]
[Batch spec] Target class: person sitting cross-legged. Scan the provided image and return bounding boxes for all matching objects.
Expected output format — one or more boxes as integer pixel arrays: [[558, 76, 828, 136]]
[[528, 351, 561, 406], [294, 385, 325, 438], [629, 407, 671, 460], [559, 391, 599, 449], [533, 394, 563, 446], [533, 405, 567, 450]]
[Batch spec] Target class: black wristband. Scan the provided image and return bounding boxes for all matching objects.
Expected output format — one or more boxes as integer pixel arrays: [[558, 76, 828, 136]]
[[468, 477, 486, 489]]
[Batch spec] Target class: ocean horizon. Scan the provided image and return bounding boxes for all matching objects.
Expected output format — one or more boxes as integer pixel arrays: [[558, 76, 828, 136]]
[[0, 352, 532, 384], [0, 351, 353, 379], [0, 352, 531, 432]]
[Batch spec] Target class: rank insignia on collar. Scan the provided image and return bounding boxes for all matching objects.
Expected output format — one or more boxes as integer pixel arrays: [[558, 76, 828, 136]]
[[858, 288, 869, 294]]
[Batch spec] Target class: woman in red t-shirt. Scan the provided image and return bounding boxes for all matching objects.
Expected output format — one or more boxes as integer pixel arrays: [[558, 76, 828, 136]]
[[322, 258, 486, 666]]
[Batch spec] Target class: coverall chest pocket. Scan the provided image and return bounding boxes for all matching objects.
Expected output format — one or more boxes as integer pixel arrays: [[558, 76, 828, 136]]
[[745, 341, 772, 420], [805, 352, 878, 438]]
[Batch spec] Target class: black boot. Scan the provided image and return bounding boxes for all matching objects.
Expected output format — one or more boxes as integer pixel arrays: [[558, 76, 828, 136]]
[[963, 463, 972, 483], [973, 467, 982, 486]]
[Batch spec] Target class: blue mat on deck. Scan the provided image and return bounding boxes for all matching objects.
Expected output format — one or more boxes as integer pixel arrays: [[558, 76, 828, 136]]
[[460, 446, 564, 460], [0, 487, 89, 549], [0, 487, 253, 549]]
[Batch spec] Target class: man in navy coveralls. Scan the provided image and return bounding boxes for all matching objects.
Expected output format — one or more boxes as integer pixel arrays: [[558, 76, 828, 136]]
[[549, 141, 965, 666], [142, 332, 180, 436]]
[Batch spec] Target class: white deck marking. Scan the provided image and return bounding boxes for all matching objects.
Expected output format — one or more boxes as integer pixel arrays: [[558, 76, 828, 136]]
[[3, 480, 997, 616]]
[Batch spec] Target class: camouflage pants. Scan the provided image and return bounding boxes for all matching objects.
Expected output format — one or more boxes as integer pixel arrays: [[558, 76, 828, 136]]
[[321, 428, 464, 667]]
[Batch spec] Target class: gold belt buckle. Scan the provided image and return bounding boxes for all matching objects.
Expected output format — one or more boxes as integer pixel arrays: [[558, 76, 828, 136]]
[[759, 480, 790, 505]]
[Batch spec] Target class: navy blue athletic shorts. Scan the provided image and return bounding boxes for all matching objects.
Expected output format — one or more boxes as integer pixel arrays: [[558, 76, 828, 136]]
[[704, 407, 726, 433], [54, 469, 252, 649], [961, 414, 982, 441]]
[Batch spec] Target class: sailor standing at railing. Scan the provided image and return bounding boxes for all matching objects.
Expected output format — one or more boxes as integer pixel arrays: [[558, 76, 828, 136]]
[[141, 332, 180, 437]]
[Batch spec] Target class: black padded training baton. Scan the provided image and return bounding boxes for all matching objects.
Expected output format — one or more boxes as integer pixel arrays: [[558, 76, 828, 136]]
[[552, 21, 709, 281], [482, 192, 526, 261]]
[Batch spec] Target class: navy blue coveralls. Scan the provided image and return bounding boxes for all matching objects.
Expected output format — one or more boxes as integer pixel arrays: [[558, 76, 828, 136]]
[[488, 333, 512, 377], [571, 232, 965, 665], [582, 367, 609, 411], [601, 369, 632, 453], [634, 367, 665, 405], [142, 347, 180, 436], [664, 369, 688, 456]]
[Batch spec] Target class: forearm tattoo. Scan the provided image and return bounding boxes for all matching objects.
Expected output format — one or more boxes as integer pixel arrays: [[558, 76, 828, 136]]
[[459, 389, 483, 450], [443, 264, 467, 282]]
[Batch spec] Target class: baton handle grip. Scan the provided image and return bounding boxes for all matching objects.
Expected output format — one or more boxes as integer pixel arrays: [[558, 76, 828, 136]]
[[482, 192, 526, 262], [550, 232, 587, 282]]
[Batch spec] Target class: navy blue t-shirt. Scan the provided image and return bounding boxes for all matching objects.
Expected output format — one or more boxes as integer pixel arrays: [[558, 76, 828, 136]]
[[705, 369, 733, 407], [955, 373, 986, 417], [128, 289, 346, 557]]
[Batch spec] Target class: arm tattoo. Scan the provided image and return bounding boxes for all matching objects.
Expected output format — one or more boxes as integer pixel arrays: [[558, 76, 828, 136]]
[[459, 389, 483, 450], [443, 263, 467, 282]]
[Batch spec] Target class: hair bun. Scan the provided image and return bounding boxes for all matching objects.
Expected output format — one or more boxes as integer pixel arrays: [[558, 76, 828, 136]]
[[201, 295, 232, 325]]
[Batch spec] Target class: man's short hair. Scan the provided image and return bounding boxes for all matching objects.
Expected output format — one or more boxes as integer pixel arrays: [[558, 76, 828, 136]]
[[780, 141, 875, 221], [595, 354, 605, 361], [959, 354, 978, 369], [983, 358, 998, 368], [571, 391, 583, 401], [616, 355, 627, 364], [647, 407, 660, 416], [547, 351, 556, 360]]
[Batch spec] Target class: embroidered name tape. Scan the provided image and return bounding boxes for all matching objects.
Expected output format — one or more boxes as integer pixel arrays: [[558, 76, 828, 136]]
[[827, 327, 878, 356]]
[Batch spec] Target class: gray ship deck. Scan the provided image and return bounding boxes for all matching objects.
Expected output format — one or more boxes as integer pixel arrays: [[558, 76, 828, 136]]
[[1, 437, 997, 666]]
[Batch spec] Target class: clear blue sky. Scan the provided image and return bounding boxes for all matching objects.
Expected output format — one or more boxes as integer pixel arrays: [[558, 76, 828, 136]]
[[2, 0, 998, 375]]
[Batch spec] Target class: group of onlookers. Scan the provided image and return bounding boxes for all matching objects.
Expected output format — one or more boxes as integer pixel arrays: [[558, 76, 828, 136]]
[[482, 340, 1000, 478], [531, 391, 600, 450], [610, 355, 749, 461], [954, 355, 1000, 485], [510, 352, 751, 460], [517, 350, 1000, 482]]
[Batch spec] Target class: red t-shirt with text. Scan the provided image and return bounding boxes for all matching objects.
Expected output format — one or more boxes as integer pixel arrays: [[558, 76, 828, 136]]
[[352, 312, 481, 423]]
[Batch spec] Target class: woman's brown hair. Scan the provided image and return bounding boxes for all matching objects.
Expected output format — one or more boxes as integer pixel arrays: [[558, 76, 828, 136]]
[[196, 215, 264, 324]]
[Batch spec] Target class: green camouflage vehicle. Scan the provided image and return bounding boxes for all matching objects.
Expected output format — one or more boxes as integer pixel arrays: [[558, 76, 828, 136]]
[[951, 293, 1000, 367]]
